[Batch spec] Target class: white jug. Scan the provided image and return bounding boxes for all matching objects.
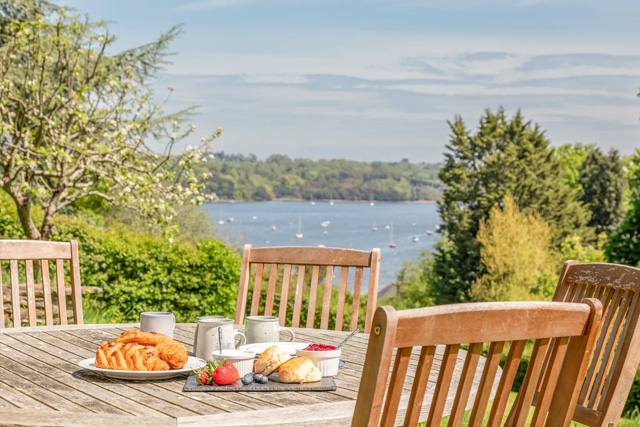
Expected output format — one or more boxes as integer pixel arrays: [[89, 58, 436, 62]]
[[193, 316, 246, 362]]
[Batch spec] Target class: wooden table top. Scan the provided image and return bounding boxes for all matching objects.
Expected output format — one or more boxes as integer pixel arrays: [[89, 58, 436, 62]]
[[0, 323, 496, 426]]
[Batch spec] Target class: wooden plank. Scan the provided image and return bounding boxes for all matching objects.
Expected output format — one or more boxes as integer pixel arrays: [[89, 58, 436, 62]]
[[264, 264, 278, 316], [249, 247, 372, 267], [350, 267, 363, 332], [380, 346, 411, 427], [10, 259, 20, 327], [468, 341, 504, 427], [0, 411, 175, 427], [250, 263, 264, 317], [510, 338, 550, 425], [425, 344, 460, 425], [320, 266, 334, 330], [40, 259, 54, 326], [448, 342, 482, 426], [306, 266, 320, 328], [0, 261, 4, 328], [530, 337, 569, 426], [564, 263, 640, 291], [55, 259, 68, 325], [0, 240, 72, 260], [291, 266, 305, 328], [403, 345, 436, 426], [69, 240, 83, 324], [364, 249, 380, 334], [234, 244, 252, 325], [335, 267, 349, 331], [487, 340, 526, 426], [278, 264, 292, 327], [24, 260, 37, 327]]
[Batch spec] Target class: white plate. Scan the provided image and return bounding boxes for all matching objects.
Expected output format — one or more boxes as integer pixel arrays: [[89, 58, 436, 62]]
[[238, 342, 309, 356], [77, 356, 206, 380]]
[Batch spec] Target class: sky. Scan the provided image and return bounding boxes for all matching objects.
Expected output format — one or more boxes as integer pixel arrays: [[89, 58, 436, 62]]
[[61, 0, 640, 162]]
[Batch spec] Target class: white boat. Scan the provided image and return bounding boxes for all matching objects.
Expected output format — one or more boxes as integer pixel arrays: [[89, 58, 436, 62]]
[[217, 220, 224, 225], [412, 236, 419, 242], [329, 200, 334, 206], [435, 224, 441, 231], [227, 217, 234, 223], [385, 225, 391, 230], [426, 230, 434, 235], [318, 244, 325, 248], [271, 220, 277, 231], [323, 230, 328, 235], [252, 216, 258, 220], [320, 221, 330, 228], [296, 215, 303, 239], [371, 221, 378, 231]]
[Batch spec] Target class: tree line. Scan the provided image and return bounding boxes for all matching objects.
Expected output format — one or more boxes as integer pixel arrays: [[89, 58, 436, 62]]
[[196, 153, 443, 202]]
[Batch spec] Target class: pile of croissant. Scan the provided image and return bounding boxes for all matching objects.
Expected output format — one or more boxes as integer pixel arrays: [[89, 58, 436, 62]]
[[95, 330, 188, 371]]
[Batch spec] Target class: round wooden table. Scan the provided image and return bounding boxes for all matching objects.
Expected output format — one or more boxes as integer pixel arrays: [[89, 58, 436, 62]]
[[0, 323, 495, 426]]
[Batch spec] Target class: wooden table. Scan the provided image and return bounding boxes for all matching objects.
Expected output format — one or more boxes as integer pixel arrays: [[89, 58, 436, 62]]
[[0, 323, 498, 426]]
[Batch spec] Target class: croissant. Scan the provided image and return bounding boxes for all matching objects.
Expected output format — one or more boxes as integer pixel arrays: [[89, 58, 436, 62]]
[[95, 330, 189, 371], [95, 342, 170, 371]]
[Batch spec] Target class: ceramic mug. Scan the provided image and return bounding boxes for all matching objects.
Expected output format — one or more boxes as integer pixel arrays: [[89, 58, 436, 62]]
[[193, 317, 246, 362], [245, 316, 295, 344], [140, 312, 175, 338]]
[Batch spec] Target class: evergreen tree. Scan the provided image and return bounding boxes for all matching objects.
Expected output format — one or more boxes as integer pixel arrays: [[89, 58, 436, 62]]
[[580, 148, 627, 234], [432, 108, 592, 304], [605, 151, 640, 266]]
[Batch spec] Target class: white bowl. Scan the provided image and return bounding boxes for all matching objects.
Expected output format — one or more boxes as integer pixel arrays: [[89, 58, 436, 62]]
[[212, 349, 256, 377], [296, 347, 341, 377]]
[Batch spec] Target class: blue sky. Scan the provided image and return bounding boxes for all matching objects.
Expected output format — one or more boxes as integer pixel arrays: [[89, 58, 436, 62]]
[[61, 0, 640, 162]]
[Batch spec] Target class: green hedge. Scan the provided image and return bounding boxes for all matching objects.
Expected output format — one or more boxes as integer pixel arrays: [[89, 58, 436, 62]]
[[0, 195, 241, 323]]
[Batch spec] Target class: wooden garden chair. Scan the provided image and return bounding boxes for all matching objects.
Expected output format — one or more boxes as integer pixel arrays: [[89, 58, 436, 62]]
[[540, 261, 640, 426], [0, 240, 83, 328], [352, 300, 603, 427], [234, 245, 381, 333]]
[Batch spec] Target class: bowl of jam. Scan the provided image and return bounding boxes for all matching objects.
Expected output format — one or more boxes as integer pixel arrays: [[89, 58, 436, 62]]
[[296, 343, 341, 376]]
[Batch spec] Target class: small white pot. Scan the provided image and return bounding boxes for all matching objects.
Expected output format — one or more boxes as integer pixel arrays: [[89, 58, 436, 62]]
[[212, 349, 256, 377], [296, 348, 341, 377]]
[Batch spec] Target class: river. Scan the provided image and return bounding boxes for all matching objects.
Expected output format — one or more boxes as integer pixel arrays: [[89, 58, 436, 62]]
[[202, 201, 440, 290]]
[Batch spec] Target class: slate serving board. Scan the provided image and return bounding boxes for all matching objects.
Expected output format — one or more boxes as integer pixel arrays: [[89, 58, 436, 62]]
[[182, 372, 337, 392]]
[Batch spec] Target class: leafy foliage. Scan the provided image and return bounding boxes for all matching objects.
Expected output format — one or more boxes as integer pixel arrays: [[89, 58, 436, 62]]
[[431, 108, 592, 304], [606, 151, 640, 266], [470, 195, 556, 302], [197, 153, 443, 202], [0, 1, 221, 240], [580, 148, 627, 234]]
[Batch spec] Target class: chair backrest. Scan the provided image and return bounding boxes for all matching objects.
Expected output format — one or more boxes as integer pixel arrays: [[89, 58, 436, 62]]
[[0, 240, 83, 328], [352, 301, 602, 427], [549, 261, 640, 426], [234, 245, 381, 333]]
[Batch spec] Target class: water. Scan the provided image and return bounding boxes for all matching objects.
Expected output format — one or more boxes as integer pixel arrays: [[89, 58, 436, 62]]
[[202, 201, 441, 289]]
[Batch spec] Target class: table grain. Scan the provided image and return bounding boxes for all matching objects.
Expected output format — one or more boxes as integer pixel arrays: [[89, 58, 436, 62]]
[[0, 323, 498, 426]]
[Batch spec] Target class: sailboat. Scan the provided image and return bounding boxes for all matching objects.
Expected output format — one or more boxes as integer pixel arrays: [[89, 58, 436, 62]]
[[271, 220, 277, 231], [371, 221, 378, 231], [412, 236, 419, 242], [329, 192, 335, 206], [295, 215, 303, 239], [388, 223, 396, 248], [217, 209, 224, 225]]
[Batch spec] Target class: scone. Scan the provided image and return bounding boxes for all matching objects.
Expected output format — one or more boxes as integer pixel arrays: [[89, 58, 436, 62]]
[[254, 345, 292, 376], [278, 357, 322, 383]]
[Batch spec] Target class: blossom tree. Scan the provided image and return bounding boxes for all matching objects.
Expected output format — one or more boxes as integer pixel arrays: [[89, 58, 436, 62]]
[[0, 2, 220, 240]]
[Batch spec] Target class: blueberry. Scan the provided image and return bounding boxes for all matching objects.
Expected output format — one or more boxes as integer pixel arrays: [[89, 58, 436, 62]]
[[257, 375, 268, 384], [253, 373, 264, 381], [252, 372, 260, 380], [241, 374, 254, 385]]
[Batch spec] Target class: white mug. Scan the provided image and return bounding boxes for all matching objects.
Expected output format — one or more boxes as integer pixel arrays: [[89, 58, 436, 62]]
[[140, 312, 175, 338], [245, 316, 295, 344], [193, 317, 247, 362]]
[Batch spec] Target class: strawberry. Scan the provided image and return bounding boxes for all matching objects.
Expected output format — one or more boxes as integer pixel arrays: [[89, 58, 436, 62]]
[[212, 362, 239, 385], [192, 362, 216, 385]]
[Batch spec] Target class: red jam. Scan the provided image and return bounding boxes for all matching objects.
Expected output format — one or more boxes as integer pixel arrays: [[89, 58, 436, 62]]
[[303, 344, 337, 351]]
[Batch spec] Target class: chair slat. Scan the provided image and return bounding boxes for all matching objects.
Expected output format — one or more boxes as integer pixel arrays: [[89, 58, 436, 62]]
[[278, 264, 292, 326], [292, 265, 306, 328], [350, 267, 363, 332], [264, 264, 278, 316], [24, 260, 37, 326], [468, 341, 505, 427], [579, 286, 616, 404], [380, 347, 412, 427], [425, 344, 460, 426], [448, 342, 482, 427], [306, 265, 320, 328], [588, 289, 633, 408], [55, 259, 67, 325], [487, 340, 526, 426], [530, 337, 569, 426], [69, 240, 82, 324], [403, 345, 436, 427], [320, 266, 334, 329], [234, 244, 253, 325], [40, 260, 54, 326], [335, 267, 349, 331], [510, 338, 551, 426], [364, 249, 381, 334], [10, 259, 21, 327], [598, 290, 640, 414], [250, 263, 264, 317], [0, 262, 4, 328]]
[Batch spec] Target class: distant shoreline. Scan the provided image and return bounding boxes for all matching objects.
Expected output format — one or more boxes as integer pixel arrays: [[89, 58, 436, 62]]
[[210, 199, 438, 204]]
